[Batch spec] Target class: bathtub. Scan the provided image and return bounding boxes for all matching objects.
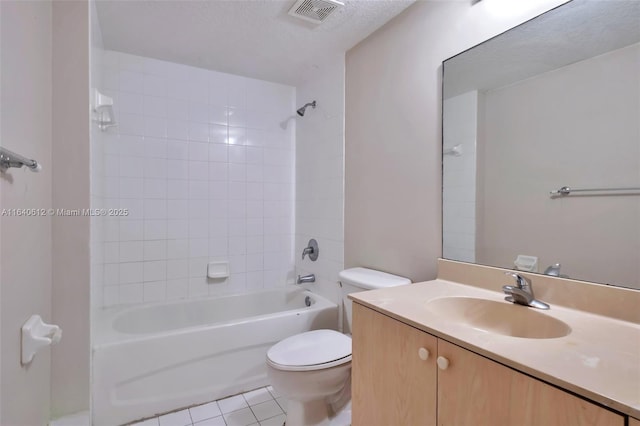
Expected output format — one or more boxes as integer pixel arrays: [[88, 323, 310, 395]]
[[92, 288, 337, 426]]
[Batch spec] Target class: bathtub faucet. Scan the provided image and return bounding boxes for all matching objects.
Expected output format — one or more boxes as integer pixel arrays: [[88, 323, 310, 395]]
[[301, 239, 319, 261], [297, 274, 315, 284]]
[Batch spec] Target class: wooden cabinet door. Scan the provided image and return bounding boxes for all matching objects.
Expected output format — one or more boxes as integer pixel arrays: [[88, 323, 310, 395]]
[[352, 303, 437, 426], [630, 418, 640, 426], [437, 340, 624, 426], [436, 338, 510, 425]]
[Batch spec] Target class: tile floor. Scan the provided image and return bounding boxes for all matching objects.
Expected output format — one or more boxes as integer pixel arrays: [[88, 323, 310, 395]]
[[130, 386, 286, 426]]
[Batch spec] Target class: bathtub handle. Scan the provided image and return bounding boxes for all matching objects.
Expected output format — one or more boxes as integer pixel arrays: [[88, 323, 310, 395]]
[[301, 239, 319, 261]]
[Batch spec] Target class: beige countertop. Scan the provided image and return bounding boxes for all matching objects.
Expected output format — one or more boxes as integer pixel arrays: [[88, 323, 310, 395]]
[[350, 279, 640, 418]]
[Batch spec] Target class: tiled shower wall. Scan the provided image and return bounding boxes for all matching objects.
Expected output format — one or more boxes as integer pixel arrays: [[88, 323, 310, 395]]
[[95, 51, 295, 307], [295, 55, 345, 310], [442, 91, 477, 263]]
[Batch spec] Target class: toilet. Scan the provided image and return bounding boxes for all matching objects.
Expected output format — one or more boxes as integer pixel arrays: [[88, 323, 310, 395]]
[[266, 267, 411, 426]]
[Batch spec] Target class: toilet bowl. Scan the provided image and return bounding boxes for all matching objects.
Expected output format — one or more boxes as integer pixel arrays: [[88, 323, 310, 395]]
[[267, 330, 352, 426], [266, 268, 411, 426]]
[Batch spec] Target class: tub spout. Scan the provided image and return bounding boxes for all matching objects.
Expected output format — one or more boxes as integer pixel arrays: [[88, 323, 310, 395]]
[[297, 274, 315, 284]]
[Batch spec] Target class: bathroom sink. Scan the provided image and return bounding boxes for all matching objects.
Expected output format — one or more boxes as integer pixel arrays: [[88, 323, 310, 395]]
[[426, 297, 571, 339]]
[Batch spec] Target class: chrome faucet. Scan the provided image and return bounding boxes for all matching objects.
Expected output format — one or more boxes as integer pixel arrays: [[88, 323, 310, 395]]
[[297, 274, 315, 284], [502, 272, 549, 310], [301, 239, 319, 261]]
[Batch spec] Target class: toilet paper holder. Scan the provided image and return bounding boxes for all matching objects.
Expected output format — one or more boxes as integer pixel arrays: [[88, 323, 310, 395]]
[[21, 315, 62, 365]]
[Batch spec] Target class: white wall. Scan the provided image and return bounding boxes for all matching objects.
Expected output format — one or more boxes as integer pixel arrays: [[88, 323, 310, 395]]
[[95, 51, 296, 307], [0, 1, 53, 424], [295, 54, 345, 311], [443, 91, 477, 263], [344, 0, 568, 282]]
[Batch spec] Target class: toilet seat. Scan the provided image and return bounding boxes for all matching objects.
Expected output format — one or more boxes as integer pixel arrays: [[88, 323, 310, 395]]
[[267, 330, 352, 372]]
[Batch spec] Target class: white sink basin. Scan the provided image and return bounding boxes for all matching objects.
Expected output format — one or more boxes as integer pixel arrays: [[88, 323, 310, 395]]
[[426, 297, 571, 339]]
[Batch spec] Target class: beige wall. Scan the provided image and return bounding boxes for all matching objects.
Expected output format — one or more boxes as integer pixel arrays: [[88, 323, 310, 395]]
[[344, 0, 567, 282], [0, 1, 53, 425], [51, 0, 91, 417], [478, 43, 640, 289]]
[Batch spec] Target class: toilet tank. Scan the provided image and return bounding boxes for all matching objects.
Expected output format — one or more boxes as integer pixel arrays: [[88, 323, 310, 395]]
[[339, 267, 411, 334]]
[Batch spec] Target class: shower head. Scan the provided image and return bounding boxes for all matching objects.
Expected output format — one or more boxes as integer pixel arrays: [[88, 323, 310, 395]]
[[296, 101, 316, 117]]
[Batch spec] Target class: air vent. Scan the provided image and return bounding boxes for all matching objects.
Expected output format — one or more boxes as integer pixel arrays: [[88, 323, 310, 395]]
[[288, 0, 344, 24]]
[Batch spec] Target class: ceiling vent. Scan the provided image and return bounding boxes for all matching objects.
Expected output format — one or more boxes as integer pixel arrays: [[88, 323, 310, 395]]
[[288, 0, 344, 24]]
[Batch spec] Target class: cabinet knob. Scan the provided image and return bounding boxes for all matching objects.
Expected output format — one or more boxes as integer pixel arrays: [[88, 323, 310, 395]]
[[437, 356, 450, 370], [418, 347, 430, 361]]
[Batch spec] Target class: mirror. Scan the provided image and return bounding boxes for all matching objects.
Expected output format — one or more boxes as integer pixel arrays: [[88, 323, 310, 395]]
[[442, 0, 640, 290]]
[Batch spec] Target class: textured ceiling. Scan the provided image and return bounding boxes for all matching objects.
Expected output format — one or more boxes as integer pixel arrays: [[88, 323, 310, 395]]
[[444, 0, 640, 98], [95, 0, 415, 86]]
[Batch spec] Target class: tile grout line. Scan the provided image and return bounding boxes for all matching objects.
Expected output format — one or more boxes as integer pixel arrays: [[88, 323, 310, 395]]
[[242, 391, 261, 425], [215, 399, 229, 426]]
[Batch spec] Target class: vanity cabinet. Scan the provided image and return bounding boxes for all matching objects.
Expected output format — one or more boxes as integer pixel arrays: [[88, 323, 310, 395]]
[[351, 301, 437, 425], [352, 303, 625, 426]]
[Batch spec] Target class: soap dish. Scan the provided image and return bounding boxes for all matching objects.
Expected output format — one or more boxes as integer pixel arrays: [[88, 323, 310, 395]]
[[207, 261, 230, 279], [514, 255, 538, 272]]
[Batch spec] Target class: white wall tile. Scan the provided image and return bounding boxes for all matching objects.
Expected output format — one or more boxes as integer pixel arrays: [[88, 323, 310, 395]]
[[143, 281, 166, 302], [229, 145, 247, 164], [228, 163, 246, 182], [210, 106, 227, 126], [104, 264, 119, 286], [143, 240, 167, 261], [167, 259, 189, 279], [167, 119, 189, 140], [144, 200, 168, 219], [144, 137, 168, 159], [167, 239, 189, 259], [167, 199, 189, 219], [167, 219, 189, 239], [189, 161, 209, 180], [167, 140, 189, 160], [167, 159, 189, 180], [120, 134, 146, 157], [119, 262, 143, 284], [144, 219, 168, 240], [188, 180, 208, 200], [143, 260, 167, 282], [166, 278, 188, 299], [144, 74, 167, 97], [144, 178, 167, 199], [144, 96, 167, 117], [144, 116, 167, 138], [209, 237, 228, 257], [167, 99, 189, 120], [227, 128, 246, 146], [119, 283, 144, 304], [119, 92, 144, 115], [189, 258, 208, 278], [188, 122, 209, 142], [119, 220, 144, 242], [119, 71, 145, 94], [118, 112, 145, 135], [188, 102, 209, 123], [209, 144, 228, 163], [96, 51, 296, 307], [209, 163, 228, 181], [207, 123, 225, 142]]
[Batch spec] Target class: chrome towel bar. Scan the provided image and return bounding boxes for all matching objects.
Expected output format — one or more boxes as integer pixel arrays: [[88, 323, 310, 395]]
[[550, 185, 640, 197], [0, 147, 41, 172]]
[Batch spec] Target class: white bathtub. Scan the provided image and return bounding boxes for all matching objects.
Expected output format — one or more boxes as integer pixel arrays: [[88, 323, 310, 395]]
[[92, 288, 337, 426]]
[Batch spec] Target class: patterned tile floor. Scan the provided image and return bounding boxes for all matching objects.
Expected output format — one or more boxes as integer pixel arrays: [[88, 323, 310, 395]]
[[130, 386, 286, 426]]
